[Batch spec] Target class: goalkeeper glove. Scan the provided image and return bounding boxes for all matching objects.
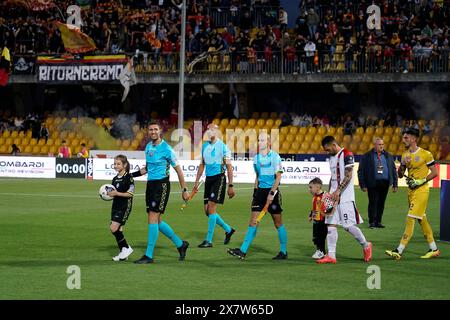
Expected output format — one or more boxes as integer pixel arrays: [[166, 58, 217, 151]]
[[407, 178, 427, 189]]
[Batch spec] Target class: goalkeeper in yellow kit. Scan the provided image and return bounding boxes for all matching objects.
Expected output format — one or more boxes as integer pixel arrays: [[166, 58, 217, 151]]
[[385, 128, 440, 260]]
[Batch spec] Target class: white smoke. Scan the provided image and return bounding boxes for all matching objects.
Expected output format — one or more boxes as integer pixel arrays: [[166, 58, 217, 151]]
[[406, 84, 448, 120]]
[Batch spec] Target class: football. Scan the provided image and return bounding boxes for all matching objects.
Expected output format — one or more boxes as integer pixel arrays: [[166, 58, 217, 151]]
[[321, 192, 336, 215], [99, 184, 116, 201]]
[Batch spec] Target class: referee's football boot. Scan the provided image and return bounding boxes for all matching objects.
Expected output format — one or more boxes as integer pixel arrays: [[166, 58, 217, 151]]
[[385, 249, 402, 260], [420, 249, 440, 259], [224, 228, 236, 245], [227, 248, 246, 260], [198, 240, 213, 248], [177, 241, 189, 261], [134, 255, 154, 264], [272, 251, 288, 260]]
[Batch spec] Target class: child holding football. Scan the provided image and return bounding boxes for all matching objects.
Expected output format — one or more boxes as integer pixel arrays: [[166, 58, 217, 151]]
[[107, 155, 135, 261], [308, 178, 328, 260]]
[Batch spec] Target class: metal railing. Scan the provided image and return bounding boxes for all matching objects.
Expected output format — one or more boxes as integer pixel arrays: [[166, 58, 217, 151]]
[[15, 50, 450, 76], [131, 50, 450, 75], [208, 5, 280, 28]]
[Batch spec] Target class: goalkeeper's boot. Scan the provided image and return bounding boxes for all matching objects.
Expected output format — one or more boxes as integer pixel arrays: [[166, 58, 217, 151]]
[[385, 248, 402, 260], [224, 228, 236, 245], [177, 241, 189, 261], [227, 248, 246, 260], [316, 255, 337, 264], [272, 251, 288, 260], [420, 249, 440, 259], [363, 242, 373, 262], [198, 240, 213, 248]]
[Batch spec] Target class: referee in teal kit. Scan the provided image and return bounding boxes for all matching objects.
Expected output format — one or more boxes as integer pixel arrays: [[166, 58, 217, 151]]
[[227, 133, 287, 260], [132, 122, 190, 264], [193, 123, 236, 248]]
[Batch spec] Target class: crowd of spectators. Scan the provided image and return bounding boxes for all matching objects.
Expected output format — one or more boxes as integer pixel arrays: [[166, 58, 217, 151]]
[[1, 1, 449, 73]]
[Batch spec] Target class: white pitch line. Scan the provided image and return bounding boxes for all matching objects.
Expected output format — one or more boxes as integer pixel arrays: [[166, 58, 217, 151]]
[[0, 187, 256, 198]]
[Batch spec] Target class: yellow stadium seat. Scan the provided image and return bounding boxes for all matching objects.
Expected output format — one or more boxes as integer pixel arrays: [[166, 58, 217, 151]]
[[291, 141, 300, 150], [298, 127, 307, 135], [29, 138, 38, 146], [70, 117, 78, 124], [71, 139, 79, 147], [327, 127, 336, 135], [24, 146, 32, 153], [265, 119, 274, 128], [285, 135, 295, 143], [295, 134, 304, 142], [51, 132, 59, 139], [301, 142, 311, 150], [429, 144, 438, 153], [121, 140, 130, 149], [18, 131, 25, 138], [365, 127, 375, 135], [13, 137, 21, 145], [337, 127, 344, 135], [279, 134, 286, 143], [352, 135, 362, 143], [394, 127, 402, 135], [310, 142, 320, 152], [131, 140, 139, 149], [238, 119, 247, 128], [136, 132, 144, 140], [356, 127, 364, 135], [38, 139, 46, 146], [274, 119, 282, 127], [384, 127, 393, 135], [374, 127, 384, 136], [343, 135, 352, 143], [362, 135, 371, 144], [304, 135, 314, 143], [40, 146, 49, 154], [32, 146, 40, 154], [388, 144, 398, 153], [0, 145, 7, 154], [313, 135, 322, 143], [2, 131, 10, 138], [289, 127, 299, 135], [247, 119, 256, 128], [212, 119, 220, 126], [382, 135, 391, 143], [421, 136, 431, 144], [280, 127, 289, 135], [392, 136, 401, 144], [46, 118, 54, 125], [282, 141, 291, 150], [229, 119, 238, 128], [308, 127, 317, 135], [10, 131, 18, 138], [220, 119, 230, 127], [103, 118, 112, 126], [318, 127, 327, 135], [256, 119, 265, 127], [0, 137, 4, 145]]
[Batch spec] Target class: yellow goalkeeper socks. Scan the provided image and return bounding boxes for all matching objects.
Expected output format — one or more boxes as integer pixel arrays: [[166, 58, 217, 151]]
[[418, 216, 437, 250], [399, 216, 416, 252]]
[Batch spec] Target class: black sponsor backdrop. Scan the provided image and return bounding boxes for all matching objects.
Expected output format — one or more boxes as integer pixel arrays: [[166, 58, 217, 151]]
[[55, 158, 86, 178]]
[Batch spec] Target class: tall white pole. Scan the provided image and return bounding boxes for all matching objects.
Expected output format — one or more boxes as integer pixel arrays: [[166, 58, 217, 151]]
[[178, 0, 187, 135]]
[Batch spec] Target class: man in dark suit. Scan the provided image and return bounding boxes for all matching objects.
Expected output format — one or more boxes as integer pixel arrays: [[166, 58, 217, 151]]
[[358, 137, 398, 228]]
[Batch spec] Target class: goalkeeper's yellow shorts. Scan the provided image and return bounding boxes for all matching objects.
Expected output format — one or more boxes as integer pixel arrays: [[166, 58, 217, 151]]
[[407, 189, 430, 219]]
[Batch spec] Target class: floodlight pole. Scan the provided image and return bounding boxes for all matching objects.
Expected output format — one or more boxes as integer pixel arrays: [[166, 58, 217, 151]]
[[178, 0, 187, 136]]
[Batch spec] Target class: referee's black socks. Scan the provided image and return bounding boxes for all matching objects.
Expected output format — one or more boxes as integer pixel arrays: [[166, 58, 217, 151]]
[[112, 230, 129, 250]]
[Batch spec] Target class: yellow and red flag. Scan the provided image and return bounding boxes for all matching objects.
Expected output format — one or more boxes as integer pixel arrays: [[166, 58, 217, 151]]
[[56, 21, 96, 54]]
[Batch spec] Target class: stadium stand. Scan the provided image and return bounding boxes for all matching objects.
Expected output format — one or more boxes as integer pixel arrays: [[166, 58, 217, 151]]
[[2, 1, 450, 74]]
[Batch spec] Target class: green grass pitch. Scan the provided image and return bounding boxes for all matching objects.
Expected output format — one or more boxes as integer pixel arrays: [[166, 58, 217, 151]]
[[0, 178, 449, 300]]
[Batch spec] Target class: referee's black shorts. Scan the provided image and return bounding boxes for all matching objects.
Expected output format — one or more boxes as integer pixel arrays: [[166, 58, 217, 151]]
[[251, 188, 283, 214], [146, 177, 170, 214], [203, 173, 227, 205]]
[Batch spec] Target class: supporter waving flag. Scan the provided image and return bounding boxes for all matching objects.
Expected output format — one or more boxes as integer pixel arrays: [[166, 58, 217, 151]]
[[56, 21, 96, 54]]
